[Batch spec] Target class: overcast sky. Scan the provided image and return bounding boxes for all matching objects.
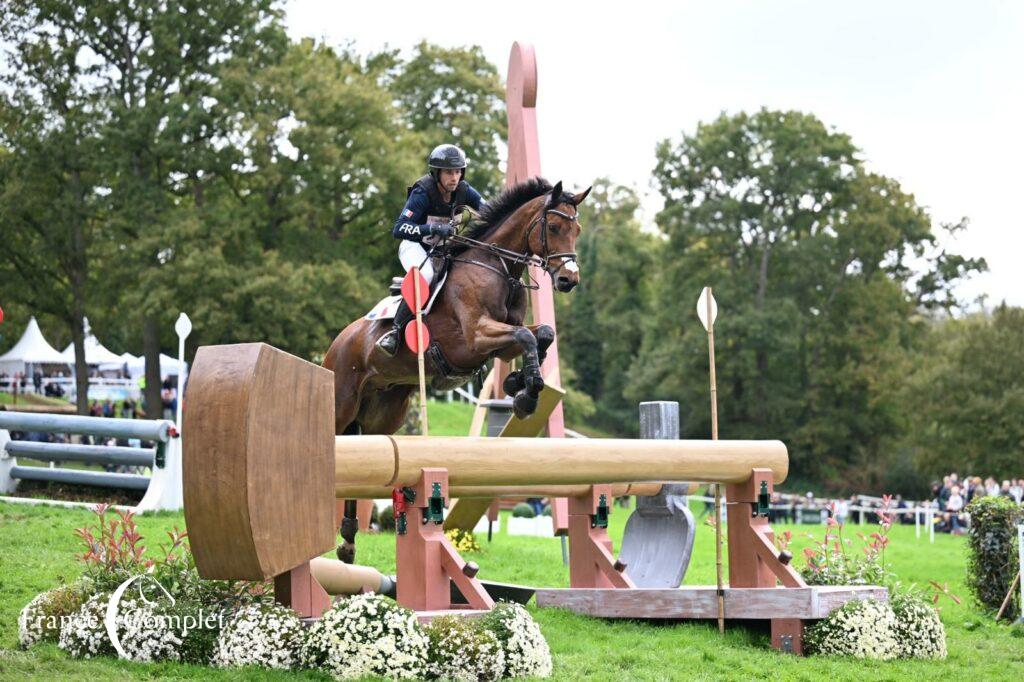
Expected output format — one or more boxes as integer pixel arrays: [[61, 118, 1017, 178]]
[[286, 0, 1023, 308]]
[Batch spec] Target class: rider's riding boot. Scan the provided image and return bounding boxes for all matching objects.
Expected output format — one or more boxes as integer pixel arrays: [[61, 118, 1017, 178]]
[[376, 299, 415, 357]]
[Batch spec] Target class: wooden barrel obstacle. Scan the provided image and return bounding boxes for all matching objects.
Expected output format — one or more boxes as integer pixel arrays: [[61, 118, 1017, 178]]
[[0, 411, 183, 512], [183, 343, 884, 654]]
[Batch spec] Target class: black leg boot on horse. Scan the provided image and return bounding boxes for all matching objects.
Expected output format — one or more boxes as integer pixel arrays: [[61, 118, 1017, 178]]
[[375, 299, 416, 357], [502, 324, 555, 399]]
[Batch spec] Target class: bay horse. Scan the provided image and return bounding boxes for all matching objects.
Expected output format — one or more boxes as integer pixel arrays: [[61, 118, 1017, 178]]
[[323, 177, 590, 436]]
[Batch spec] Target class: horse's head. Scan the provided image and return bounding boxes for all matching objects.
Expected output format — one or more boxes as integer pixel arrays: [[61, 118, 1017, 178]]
[[527, 181, 592, 292]]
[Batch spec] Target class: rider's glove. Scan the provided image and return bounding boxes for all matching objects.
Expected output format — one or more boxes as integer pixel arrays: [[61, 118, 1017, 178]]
[[431, 223, 454, 239]]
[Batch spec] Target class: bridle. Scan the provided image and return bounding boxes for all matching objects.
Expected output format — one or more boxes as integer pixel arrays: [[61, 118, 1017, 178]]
[[524, 206, 580, 278], [444, 201, 580, 290]]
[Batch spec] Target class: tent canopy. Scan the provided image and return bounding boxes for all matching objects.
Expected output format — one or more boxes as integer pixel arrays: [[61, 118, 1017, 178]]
[[0, 317, 67, 375], [99, 353, 187, 380], [61, 336, 123, 365]]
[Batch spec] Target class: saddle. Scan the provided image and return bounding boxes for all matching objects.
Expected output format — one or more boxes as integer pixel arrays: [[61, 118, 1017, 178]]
[[364, 253, 451, 322]]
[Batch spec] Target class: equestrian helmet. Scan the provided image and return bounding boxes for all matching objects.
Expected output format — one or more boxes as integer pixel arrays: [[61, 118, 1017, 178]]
[[428, 144, 468, 177]]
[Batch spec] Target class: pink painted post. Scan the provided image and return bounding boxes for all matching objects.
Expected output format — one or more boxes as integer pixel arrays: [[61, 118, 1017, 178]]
[[395, 468, 494, 612], [505, 41, 569, 534], [567, 485, 635, 589]]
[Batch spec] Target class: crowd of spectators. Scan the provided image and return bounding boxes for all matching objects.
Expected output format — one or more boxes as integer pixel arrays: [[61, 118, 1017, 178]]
[[0, 371, 68, 398], [697, 474, 1023, 536], [929, 473, 1023, 534]]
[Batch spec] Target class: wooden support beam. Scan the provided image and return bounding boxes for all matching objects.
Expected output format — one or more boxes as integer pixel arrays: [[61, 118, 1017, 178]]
[[534, 585, 887, 620]]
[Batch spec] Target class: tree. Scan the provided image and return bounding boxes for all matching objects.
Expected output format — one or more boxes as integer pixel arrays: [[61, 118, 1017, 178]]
[[389, 42, 507, 197], [558, 180, 660, 435], [0, 12, 105, 411], [903, 305, 1024, 479], [634, 109, 985, 488]]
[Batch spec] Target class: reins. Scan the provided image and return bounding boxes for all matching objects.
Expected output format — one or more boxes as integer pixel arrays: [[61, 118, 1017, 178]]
[[439, 202, 580, 293]]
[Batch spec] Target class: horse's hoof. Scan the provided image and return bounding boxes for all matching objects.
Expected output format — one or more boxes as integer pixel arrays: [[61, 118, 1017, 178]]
[[336, 543, 355, 564], [503, 370, 525, 396], [525, 372, 545, 396], [513, 390, 539, 419]]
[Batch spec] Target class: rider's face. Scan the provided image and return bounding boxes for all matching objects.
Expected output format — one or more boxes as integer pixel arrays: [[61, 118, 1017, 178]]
[[438, 168, 462, 193]]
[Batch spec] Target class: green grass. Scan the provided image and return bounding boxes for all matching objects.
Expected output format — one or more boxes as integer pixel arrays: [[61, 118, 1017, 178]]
[[0, 391, 70, 407], [1, 499, 1022, 680], [413, 399, 476, 435]]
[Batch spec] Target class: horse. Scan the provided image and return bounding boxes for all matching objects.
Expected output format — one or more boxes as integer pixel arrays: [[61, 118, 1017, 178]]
[[323, 177, 590, 437]]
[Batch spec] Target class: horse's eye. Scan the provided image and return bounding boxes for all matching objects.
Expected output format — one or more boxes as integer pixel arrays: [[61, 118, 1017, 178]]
[[550, 224, 560, 235]]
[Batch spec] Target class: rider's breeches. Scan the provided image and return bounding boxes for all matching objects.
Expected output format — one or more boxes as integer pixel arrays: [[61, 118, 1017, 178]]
[[398, 240, 435, 285]]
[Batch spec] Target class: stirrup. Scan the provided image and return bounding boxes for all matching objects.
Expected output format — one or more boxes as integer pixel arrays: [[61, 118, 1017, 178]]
[[376, 329, 400, 357]]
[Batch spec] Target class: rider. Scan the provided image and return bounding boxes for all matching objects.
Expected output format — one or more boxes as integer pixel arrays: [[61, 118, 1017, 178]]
[[376, 143, 486, 356]]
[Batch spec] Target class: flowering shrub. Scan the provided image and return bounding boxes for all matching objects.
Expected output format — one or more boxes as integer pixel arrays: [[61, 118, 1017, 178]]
[[18, 583, 88, 649], [58, 592, 115, 659], [116, 595, 183, 662], [212, 603, 303, 670], [890, 593, 947, 659], [425, 615, 504, 681], [446, 528, 482, 553], [155, 600, 226, 665], [479, 603, 552, 678], [805, 598, 899, 660], [300, 593, 428, 679], [801, 497, 892, 587]]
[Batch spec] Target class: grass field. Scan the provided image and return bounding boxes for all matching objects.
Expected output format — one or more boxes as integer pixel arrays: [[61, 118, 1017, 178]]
[[1, 497, 1022, 680], [1, 399, 1021, 678]]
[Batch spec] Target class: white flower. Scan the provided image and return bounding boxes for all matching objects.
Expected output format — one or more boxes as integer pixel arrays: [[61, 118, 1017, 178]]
[[300, 594, 428, 679], [806, 599, 900, 660], [480, 603, 552, 678], [212, 603, 303, 670]]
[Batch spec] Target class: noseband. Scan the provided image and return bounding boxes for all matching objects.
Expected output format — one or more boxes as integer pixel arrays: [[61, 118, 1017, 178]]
[[524, 206, 579, 278], [442, 200, 580, 297]]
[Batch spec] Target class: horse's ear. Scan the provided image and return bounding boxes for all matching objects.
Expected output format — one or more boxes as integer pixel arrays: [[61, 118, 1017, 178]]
[[548, 181, 563, 206], [572, 186, 592, 205]]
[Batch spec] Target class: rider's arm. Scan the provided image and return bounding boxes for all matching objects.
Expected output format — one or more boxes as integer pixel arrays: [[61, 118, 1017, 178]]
[[391, 187, 435, 242], [465, 184, 485, 212]]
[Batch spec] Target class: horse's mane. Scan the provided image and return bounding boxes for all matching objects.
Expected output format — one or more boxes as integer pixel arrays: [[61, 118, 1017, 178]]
[[450, 177, 574, 255]]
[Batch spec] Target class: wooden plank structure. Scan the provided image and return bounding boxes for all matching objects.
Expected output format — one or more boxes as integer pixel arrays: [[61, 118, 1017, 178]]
[[535, 586, 888, 621], [181, 340, 885, 654]]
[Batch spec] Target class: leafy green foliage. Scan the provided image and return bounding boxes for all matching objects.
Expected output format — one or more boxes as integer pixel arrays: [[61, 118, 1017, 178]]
[[512, 503, 536, 518], [964, 495, 1022, 617], [902, 305, 1024, 479], [558, 180, 659, 434], [388, 42, 507, 197], [630, 109, 985, 487]]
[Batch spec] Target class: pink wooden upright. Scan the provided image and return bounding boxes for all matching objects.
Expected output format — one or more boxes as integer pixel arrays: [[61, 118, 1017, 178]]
[[502, 42, 570, 533]]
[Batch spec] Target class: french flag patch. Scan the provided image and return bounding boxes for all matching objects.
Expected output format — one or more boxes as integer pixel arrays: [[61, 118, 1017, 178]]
[[403, 209, 414, 218]]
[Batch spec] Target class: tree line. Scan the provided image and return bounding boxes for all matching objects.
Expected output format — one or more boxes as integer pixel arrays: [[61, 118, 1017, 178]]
[[1, 2, 1018, 493]]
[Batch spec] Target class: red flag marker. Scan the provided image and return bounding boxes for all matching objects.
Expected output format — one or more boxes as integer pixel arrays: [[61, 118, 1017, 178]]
[[404, 320, 431, 354]]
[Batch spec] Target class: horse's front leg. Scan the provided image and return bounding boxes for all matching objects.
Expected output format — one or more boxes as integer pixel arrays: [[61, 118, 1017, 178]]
[[469, 318, 545, 418], [500, 324, 554, 398]]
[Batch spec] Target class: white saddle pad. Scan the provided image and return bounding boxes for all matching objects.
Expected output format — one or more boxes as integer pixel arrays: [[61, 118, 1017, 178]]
[[363, 269, 449, 321]]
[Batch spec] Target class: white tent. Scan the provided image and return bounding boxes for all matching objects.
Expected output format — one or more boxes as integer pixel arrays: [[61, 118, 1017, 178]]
[[98, 352, 187, 380], [0, 317, 68, 376], [60, 318, 123, 365]]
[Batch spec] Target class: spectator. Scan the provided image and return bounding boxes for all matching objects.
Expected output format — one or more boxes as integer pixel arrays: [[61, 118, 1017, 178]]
[[102, 399, 115, 419], [985, 476, 1000, 496], [944, 485, 967, 535], [1010, 479, 1023, 504]]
